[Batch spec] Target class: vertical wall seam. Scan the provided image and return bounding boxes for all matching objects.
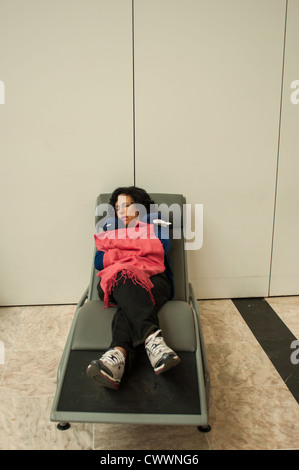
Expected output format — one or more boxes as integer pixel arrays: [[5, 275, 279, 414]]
[[268, 0, 289, 297], [132, 0, 136, 185]]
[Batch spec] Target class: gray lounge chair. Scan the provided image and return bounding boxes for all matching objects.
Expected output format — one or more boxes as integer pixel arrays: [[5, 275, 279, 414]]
[[50, 193, 210, 432]]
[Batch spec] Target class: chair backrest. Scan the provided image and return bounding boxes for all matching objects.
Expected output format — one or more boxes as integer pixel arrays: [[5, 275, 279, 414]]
[[89, 193, 189, 302]]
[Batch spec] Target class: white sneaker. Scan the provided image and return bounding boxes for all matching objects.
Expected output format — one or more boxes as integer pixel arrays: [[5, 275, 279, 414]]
[[145, 329, 181, 375], [86, 348, 125, 390]]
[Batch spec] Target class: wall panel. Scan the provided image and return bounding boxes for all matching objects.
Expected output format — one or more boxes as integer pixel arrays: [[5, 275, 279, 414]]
[[270, 0, 299, 296], [134, 0, 286, 299], [0, 0, 134, 305]]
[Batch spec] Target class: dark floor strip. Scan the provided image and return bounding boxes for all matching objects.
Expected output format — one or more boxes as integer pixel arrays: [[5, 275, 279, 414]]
[[232, 298, 299, 404]]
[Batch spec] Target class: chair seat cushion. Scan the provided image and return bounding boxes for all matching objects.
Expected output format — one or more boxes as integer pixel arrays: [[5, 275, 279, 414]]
[[71, 300, 196, 352]]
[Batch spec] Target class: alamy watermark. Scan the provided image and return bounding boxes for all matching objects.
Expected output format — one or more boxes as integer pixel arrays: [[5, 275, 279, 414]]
[[95, 203, 203, 250], [290, 339, 299, 365], [0, 341, 4, 365], [0, 80, 5, 104], [1, 79, 299, 105], [290, 80, 299, 104]]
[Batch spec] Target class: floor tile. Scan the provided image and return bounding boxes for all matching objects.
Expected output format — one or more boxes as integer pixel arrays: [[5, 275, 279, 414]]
[[0, 306, 25, 380], [0, 348, 63, 397], [266, 296, 299, 339], [207, 386, 299, 450], [0, 306, 25, 349], [206, 341, 288, 389], [13, 304, 75, 351], [0, 395, 93, 450], [0, 305, 75, 397], [198, 299, 256, 344], [94, 423, 210, 450], [0, 299, 298, 450]]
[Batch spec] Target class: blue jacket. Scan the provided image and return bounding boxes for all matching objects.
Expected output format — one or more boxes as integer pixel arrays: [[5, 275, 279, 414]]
[[94, 214, 174, 299]]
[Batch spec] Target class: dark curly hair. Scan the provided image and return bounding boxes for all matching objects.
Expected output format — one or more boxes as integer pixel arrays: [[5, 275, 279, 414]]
[[109, 186, 155, 214]]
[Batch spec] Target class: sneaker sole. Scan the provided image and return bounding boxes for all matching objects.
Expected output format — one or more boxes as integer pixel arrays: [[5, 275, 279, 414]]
[[154, 355, 181, 375], [86, 363, 120, 390]]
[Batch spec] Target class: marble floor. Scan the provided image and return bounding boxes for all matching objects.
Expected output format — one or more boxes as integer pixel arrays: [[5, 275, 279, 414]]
[[0, 297, 298, 450]]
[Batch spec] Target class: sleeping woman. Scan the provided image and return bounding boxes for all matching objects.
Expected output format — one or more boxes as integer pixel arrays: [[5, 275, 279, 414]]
[[86, 186, 180, 390]]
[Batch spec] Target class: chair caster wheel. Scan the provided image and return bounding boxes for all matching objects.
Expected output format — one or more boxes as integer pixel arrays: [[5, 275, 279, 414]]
[[57, 422, 70, 431], [197, 425, 211, 433]]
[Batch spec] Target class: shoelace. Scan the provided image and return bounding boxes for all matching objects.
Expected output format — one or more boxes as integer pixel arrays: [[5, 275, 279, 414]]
[[146, 330, 168, 355], [101, 349, 124, 366]]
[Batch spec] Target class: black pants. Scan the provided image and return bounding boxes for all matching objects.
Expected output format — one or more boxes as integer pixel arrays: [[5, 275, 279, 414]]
[[97, 272, 171, 352]]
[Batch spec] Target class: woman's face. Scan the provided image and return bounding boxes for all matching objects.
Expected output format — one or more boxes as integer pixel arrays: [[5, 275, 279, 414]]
[[115, 194, 139, 227]]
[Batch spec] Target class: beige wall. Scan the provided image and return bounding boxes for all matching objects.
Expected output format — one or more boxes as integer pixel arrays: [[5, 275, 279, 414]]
[[0, 0, 297, 305], [134, 0, 286, 298], [0, 0, 134, 305]]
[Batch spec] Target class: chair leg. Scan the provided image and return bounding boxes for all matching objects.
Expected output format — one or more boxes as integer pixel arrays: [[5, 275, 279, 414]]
[[197, 425, 211, 433], [57, 422, 71, 431]]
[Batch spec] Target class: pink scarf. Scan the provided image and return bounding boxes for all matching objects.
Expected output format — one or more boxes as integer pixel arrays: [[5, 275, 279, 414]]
[[94, 221, 165, 307]]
